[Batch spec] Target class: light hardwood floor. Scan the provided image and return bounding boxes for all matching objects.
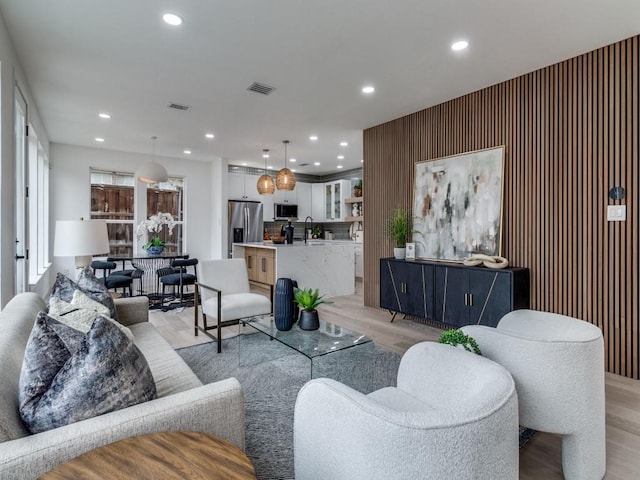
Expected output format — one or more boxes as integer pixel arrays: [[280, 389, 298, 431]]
[[152, 281, 640, 479]]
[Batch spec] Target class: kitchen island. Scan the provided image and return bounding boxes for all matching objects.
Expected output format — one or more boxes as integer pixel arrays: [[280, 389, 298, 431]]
[[232, 241, 355, 298]]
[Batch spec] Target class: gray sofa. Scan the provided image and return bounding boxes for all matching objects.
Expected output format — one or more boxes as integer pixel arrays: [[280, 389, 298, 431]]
[[0, 292, 244, 479]]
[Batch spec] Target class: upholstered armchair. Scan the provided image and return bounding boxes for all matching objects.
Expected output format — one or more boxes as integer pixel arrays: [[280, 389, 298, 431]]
[[294, 342, 519, 480], [195, 258, 272, 353], [462, 310, 606, 480]]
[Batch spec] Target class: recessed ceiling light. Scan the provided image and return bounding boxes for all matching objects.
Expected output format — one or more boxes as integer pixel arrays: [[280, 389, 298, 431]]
[[340, 141, 348, 147], [262, 153, 270, 159], [291, 169, 296, 172], [337, 165, 343, 169], [268, 166, 274, 169], [362, 85, 375, 94], [309, 135, 318, 141], [290, 158, 296, 162], [162, 13, 183, 26], [184, 150, 191, 154], [95, 137, 104, 142], [242, 162, 247, 166], [314, 162, 321, 166], [361, 159, 364, 163], [337, 155, 344, 160], [451, 40, 469, 51], [205, 133, 214, 139], [98, 113, 111, 119]]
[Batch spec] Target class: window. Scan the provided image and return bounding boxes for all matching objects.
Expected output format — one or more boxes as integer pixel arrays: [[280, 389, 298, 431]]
[[28, 132, 50, 278], [146, 177, 184, 254], [90, 170, 135, 256]]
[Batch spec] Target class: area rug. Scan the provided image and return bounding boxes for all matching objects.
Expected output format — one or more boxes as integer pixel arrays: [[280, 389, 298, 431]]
[[178, 335, 534, 479]]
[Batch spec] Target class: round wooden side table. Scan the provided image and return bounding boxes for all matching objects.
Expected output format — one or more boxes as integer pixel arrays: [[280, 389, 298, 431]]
[[39, 431, 256, 480]]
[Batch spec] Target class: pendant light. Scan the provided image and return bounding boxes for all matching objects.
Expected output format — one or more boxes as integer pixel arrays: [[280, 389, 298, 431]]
[[257, 149, 275, 195], [275, 140, 296, 191], [136, 136, 168, 184]]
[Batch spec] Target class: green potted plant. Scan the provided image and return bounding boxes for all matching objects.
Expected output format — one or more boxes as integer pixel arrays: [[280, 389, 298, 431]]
[[438, 329, 482, 355], [353, 179, 363, 197], [294, 287, 333, 331], [385, 207, 410, 259]]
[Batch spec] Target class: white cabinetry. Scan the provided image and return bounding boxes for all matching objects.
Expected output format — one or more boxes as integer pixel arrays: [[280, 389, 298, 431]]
[[311, 184, 325, 221], [228, 171, 261, 201], [324, 180, 351, 221], [354, 243, 363, 278], [296, 182, 312, 220], [260, 192, 274, 222], [274, 187, 296, 205]]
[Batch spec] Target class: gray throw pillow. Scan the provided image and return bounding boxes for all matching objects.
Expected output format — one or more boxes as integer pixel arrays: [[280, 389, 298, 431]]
[[50, 267, 118, 321], [19, 312, 157, 434]]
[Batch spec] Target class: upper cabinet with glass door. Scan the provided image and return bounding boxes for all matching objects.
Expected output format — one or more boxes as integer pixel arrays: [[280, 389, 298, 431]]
[[323, 180, 351, 221]]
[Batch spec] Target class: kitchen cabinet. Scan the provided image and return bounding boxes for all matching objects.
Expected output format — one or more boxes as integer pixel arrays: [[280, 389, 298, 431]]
[[296, 182, 312, 220], [261, 192, 274, 222], [354, 244, 363, 278], [434, 264, 529, 327], [380, 259, 434, 321], [324, 180, 351, 221], [244, 247, 275, 285], [228, 171, 261, 201], [380, 258, 529, 327], [311, 184, 325, 221], [274, 187, 296, 205]]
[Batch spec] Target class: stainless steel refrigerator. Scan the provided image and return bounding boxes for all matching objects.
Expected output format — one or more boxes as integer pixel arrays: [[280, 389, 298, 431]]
[[228, 200, 264, 257]]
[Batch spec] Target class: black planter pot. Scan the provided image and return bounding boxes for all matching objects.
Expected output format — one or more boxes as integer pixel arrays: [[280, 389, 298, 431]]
[[274, 278, 295, 331], [298, 310, 320, 331]]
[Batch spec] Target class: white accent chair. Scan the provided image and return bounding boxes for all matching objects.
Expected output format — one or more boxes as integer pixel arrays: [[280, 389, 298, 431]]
[[194, 258, 272, 353], [294, 342, 519, 480], [462, 310, 606, 480]]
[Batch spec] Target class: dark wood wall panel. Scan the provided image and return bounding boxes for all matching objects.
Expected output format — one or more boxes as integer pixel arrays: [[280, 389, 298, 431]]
[[363, 36, 639, 378]]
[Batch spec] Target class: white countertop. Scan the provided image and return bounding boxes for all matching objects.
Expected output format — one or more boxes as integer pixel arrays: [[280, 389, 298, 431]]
[[233, 240, 357, 249]]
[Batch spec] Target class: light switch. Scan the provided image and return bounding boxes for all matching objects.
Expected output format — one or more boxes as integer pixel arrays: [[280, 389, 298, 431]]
[[607, 205, 626, 221]]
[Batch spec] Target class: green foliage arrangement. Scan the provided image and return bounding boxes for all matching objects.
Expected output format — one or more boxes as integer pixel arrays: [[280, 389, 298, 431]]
[[293, 287, 333, 312], [438, 329, 482, 355], [385, 207, 410, 248]]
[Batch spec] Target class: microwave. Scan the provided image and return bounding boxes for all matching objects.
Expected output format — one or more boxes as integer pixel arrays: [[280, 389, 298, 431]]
[[274, 203, 298, 220]]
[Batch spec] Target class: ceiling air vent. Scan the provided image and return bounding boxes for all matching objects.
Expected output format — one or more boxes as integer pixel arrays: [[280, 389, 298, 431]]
[[298, 163, 310, 167], [247, 82, 276, 95], [167, 102, 191, 111]]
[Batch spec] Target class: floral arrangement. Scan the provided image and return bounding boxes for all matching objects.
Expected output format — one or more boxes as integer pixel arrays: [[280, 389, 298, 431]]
[[136, 212, 176, 250]]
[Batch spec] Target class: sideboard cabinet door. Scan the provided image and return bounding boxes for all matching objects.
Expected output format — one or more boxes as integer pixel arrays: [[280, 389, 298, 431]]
[[379, 259, 434, 320]]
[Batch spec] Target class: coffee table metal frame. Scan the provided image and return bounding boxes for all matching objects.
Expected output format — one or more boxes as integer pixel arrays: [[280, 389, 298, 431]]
[[240, 316, 372, 377]]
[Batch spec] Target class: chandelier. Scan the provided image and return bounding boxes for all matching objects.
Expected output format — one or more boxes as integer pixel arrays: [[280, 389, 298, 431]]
[[275, 140, 296, 191]]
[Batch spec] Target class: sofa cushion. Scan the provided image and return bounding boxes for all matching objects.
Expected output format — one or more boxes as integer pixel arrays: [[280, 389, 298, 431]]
[[50, 267, 118, 321], [49, 289, 134, 342], [19, 312, 157, 433], [202, 293, 272, 321]]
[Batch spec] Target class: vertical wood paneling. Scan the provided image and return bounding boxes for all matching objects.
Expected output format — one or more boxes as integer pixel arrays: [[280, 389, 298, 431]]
[[364, 36, 639, 378]]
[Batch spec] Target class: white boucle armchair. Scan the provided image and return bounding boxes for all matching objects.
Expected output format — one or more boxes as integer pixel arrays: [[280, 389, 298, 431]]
[[462, 309, 606, 480], [294, 342, 519, 480]]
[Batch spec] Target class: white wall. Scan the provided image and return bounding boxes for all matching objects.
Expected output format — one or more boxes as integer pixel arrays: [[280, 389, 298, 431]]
[[50, 143, 226, 275], [0, 10, 51, 306]]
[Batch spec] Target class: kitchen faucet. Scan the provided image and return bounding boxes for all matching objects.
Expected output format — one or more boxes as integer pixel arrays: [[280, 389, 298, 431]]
[[304, 216, 313, 244]]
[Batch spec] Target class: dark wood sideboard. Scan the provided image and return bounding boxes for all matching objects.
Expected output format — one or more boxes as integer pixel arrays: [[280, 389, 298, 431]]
[[380, 258, 530, 327]]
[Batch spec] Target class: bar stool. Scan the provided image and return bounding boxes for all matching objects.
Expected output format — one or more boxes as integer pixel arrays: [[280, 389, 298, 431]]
[[157, 258, 198, 307]]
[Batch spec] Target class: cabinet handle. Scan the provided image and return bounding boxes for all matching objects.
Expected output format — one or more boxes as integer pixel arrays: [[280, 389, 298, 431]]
[[464, 293, 468, 306], [468, 293, 473, 307], [262, 258, 266, 272], [248, 257, 252, 269]]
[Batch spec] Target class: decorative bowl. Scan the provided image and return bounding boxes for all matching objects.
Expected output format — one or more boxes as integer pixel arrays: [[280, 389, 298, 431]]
[[271, 236, 285, 244]]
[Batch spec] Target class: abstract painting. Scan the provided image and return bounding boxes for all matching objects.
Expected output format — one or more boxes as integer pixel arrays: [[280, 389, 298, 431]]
[[412, 146, 505, 261]]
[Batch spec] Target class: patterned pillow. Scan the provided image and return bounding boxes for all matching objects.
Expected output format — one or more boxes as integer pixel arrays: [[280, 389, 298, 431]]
[[19, 312, 157, 434], [50, 267, 118, 321], [48, 290, 134, 341]]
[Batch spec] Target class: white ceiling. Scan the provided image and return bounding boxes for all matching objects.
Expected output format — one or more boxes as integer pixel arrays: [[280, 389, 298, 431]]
[[1, 0, 639, 175]]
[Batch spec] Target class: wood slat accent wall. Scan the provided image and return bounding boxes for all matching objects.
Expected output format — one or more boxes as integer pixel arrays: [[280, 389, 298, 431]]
[[363, 36, 639, 378]]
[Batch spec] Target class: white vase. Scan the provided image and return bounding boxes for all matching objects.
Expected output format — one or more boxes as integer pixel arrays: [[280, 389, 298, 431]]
[[393, 247, 406, 260]]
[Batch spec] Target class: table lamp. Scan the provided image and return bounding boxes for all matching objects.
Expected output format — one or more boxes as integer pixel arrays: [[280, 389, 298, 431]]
[[54, 219, 110, 269]]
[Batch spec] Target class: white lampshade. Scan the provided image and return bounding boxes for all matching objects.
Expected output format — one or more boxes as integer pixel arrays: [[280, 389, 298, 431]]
[[136, 162, 168, 184], [54, 220, 110, 268]]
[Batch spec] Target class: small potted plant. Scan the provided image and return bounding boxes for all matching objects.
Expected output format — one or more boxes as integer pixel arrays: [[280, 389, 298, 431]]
[[294, 287, 333, 331], [438, 329, 482, 355], [385, 207, 410, 259], [353, 179, 363, 197], [136, 212, 176, 256]]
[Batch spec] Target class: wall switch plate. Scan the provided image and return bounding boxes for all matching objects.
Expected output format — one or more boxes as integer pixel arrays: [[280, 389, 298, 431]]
[[607, 205, 626, 221]]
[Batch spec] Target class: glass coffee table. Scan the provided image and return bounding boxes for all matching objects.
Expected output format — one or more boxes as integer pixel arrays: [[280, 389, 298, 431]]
[[239, 316, 372, 378]]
